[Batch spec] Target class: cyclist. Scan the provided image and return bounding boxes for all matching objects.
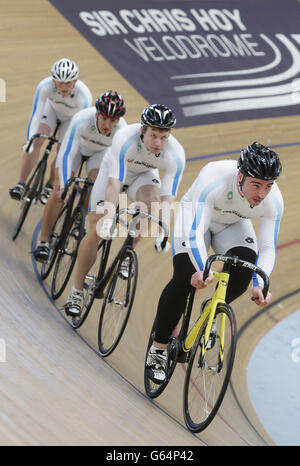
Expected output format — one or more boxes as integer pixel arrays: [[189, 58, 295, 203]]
[[146, 142, 284, 383], [33, 91, 127, 262], [65, 103, 186, 317], [9, 58, 92, 202]]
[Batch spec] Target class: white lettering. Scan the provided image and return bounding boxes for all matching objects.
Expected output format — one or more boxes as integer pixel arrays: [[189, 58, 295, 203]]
[[190, 9, 219, 31], [223, 9, 247, 31], [171, 9, 196, 32], [209, 9, 234, 31], [162, 36, 188, 60], [98, 10, 128, 35], [119, 10, 144, 33], [241, 34, 265, 56], [79, 11, 107, 36], [91, 10, 114, 35], [291, 338, 300, 363], [133, 9, 161, 33], [124, 34, 265, 62]]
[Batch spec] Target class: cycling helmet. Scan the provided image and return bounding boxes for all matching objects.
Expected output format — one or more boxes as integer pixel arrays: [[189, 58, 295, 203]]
[[95, 91, 126, 119], [141, 104, 176, 129], [238, 142, 282, 180], [51, 58, 79, 82]]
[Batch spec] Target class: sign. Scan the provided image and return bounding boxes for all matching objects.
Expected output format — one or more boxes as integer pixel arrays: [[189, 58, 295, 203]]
[[49, 0, 300, 128]]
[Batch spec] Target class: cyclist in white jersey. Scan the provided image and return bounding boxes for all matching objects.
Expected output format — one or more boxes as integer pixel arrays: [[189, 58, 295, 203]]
[[33, 91, 127, 263], [145, 142, 284, 384], [9, 58, 92, 201], [65, 103, 186, 317]]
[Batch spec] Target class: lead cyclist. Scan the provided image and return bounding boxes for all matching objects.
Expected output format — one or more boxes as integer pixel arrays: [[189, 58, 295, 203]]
[[146, 142, 284, 384]]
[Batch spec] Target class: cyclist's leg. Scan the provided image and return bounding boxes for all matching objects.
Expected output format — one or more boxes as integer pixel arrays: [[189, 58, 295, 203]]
[[85, 151, 104, 212], [39, 168, 66, 243], [71, 161, 109, 291], [152, 253, 196, 349], [19, 101, 57, 183], [212, 219, 258, 303], [73, 211, 103, 290], [127, 169, 162, 239]]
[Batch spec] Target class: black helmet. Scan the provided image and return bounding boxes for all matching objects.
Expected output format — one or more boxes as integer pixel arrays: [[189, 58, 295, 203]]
[[141, 104, 176, 129], [95, 91, 126, 119], [238, 142, 282, 180]]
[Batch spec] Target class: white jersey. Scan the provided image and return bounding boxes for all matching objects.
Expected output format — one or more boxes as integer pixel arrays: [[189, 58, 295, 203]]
[[106, 123, 186, 197], [26, 77, 92, 140], [56, 107, 127, 187], [177, 160, 284, 285]]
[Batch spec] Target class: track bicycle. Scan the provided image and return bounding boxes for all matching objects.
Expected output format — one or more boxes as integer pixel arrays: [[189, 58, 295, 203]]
[[48, 158, 94, 300], [12, 122, 60, 240], [38, 156, 92, 283], [144, 254, 269, 433], [69, 206, 169, 358]]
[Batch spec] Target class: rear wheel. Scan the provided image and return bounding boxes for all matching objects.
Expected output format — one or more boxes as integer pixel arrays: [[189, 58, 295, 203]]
[[97, 247, 138, 356], [51, 207, 85, 300], [183, 303, 237, 433]]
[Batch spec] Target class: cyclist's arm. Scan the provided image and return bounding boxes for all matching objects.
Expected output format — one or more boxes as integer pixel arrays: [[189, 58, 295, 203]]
[[56, 118, 82, 188], [160, 146, 186, 198], [26, 78, 52, 140], [254, 195, 284, 287]]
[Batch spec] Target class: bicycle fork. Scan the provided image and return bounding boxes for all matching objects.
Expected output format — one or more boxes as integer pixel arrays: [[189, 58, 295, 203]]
[[183, 271, 229, 369]]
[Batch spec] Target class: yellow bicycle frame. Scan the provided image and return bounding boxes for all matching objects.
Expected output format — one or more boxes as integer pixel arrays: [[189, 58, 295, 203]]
[[183, 271, 230, 363]]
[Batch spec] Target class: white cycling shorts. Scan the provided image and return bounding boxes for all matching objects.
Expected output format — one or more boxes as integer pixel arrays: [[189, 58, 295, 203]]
[[88, 155, 161, 212]]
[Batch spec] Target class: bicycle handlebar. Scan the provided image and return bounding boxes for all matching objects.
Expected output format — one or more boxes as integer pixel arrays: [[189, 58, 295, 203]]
[[203, 254, 269, 299], [25, 133, 60, 152], [117, 207, 169, 248]]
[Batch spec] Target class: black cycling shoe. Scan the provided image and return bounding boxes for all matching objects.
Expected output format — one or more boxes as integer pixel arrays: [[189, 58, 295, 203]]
[[33, 241, 50, 263], [9, 182, 25, 201]]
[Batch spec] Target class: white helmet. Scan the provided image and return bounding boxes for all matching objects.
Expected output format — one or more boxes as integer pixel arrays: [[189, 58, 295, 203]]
[[51, 58, 79, 82]]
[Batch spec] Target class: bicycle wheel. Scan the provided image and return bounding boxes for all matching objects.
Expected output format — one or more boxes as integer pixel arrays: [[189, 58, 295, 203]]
[[98, 246, 138, 357], [71, 240, 108, 329], [12, 163, 44, 240], [183, 303, 237, 433], [51, 206, 85, 300], [40, 204, 68, 280], [144, 323, 180, 399]]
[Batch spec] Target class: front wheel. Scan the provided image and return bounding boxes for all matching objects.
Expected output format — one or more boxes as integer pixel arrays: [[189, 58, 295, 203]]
[[40, 203, 68, 280], [51, 207, 85, 300], [70, 240, 109, 329], [98, 247, 138, 357], [183, 303, 237, 433], [12, 163, 44, 240]]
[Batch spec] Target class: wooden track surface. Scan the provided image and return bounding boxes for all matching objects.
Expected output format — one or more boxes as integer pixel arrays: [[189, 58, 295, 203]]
[[1, 0, 299, 446]]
